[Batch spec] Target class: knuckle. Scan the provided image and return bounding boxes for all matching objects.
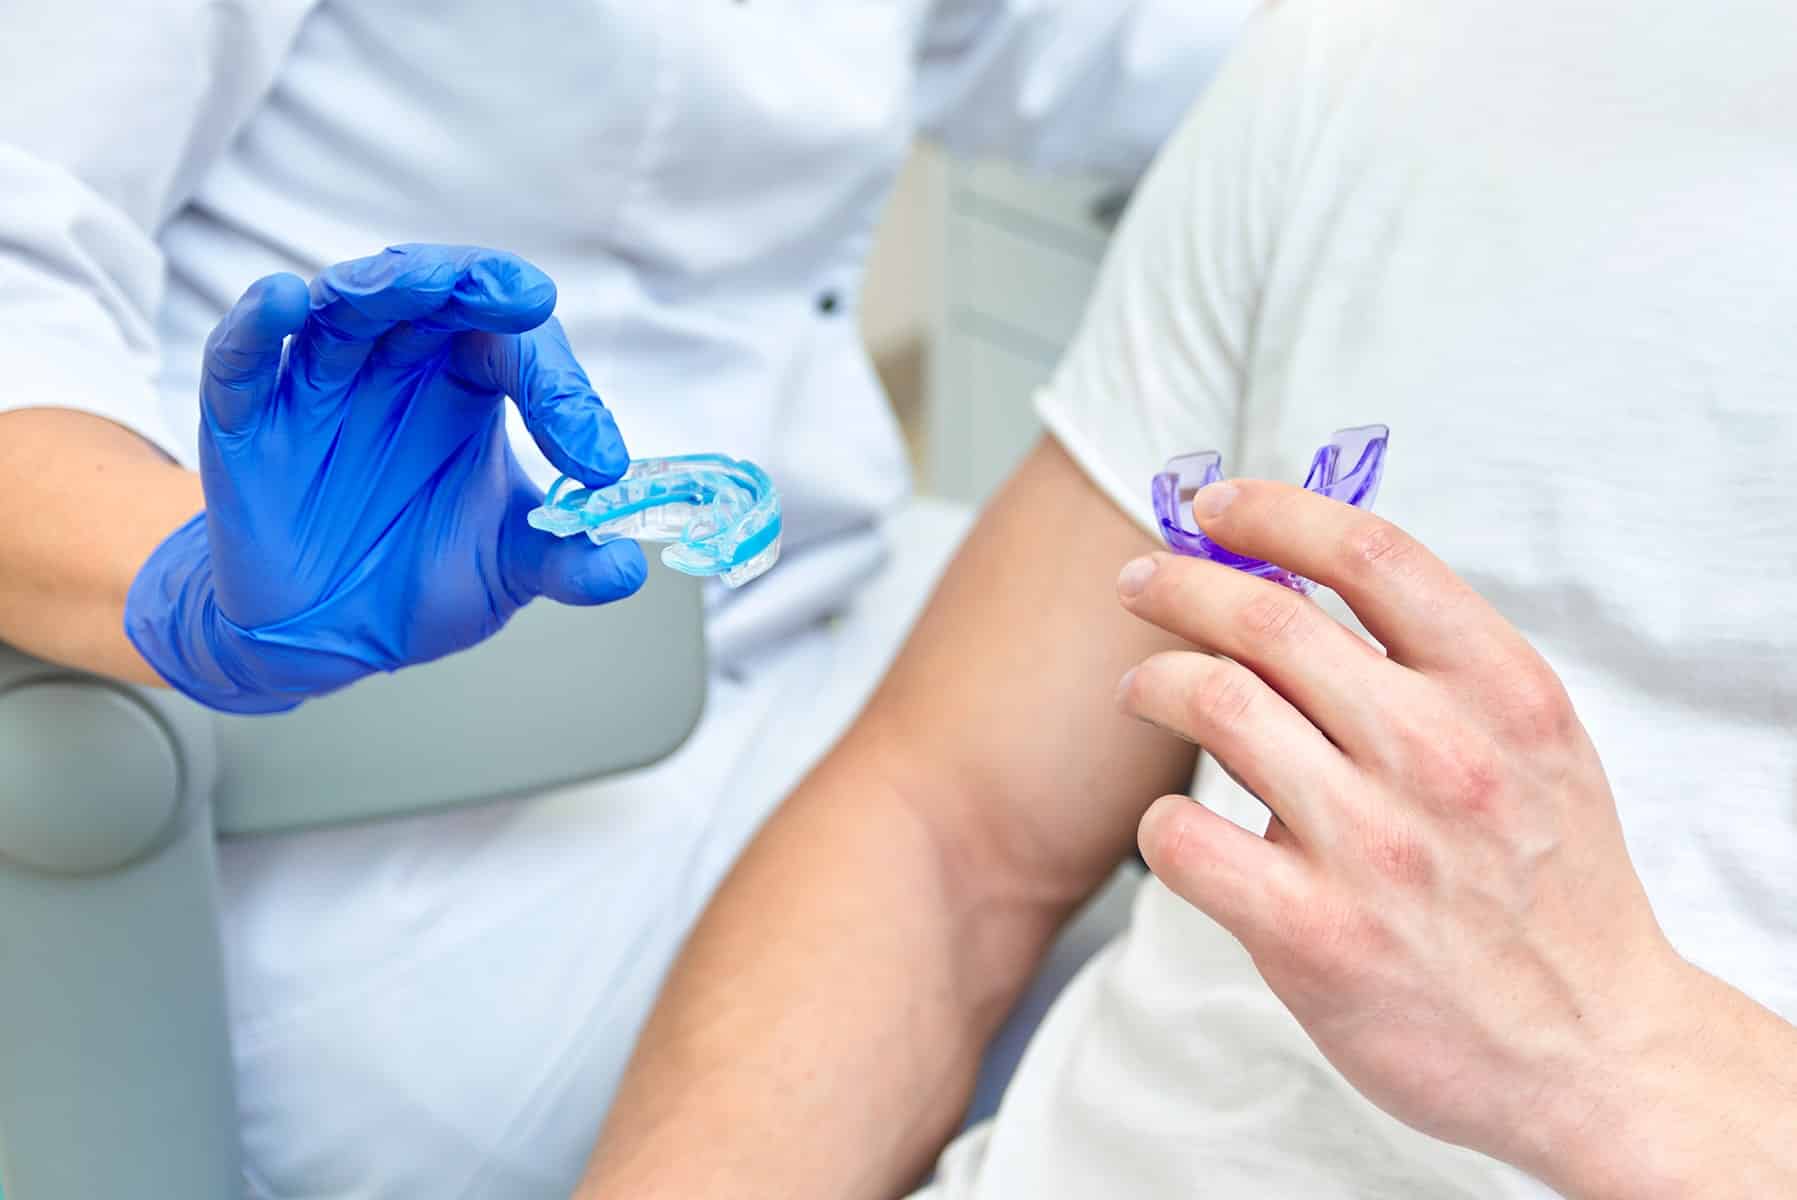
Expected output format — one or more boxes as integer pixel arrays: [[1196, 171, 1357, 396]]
[[1186, 662, 1257, 733], [1384, 708, 1508, 816], [1432, 739, 1506, 815], [1497, 659, 1579, 745], [1236, 589, 1309, 646], [1340, 519, 1417, 580], [1384, 712, 1434, 759], [1512, 700, 1576, 749], [1338, 906, 1396, 960], [1357, 817, 1435, 887]]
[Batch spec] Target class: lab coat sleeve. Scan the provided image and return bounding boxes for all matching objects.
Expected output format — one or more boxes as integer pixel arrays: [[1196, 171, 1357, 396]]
[[914, 0, 1262, 178], [1032, 2, 1310, 534], [0, 2, 312, 459]]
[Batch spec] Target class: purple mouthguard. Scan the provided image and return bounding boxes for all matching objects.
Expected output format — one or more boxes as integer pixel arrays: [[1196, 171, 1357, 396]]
[[1151, 424, 1390, 595]]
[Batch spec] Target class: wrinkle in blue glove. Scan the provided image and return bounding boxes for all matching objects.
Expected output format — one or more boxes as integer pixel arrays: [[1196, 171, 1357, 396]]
[[126, 245, 647, 714]]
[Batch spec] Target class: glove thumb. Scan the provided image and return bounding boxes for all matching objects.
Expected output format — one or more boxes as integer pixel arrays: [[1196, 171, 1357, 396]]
[[503, 512, 649, 608]]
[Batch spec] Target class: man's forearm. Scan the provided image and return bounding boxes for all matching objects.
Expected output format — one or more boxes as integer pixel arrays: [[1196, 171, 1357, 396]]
[[0, 408, 200, 683], [578, 438, 1197, 1198], [580, 745, 1060, 1199]]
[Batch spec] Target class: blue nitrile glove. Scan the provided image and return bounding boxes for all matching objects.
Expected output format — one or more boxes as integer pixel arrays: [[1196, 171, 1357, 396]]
[[125, 245, 647, 714]]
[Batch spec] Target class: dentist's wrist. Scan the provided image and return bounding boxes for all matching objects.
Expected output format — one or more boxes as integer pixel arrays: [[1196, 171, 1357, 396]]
[[123, 516, 302, 715]]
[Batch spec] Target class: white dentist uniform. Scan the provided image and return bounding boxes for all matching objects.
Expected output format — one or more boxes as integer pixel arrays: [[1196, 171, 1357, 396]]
[[0, 1, 1250, 1194]]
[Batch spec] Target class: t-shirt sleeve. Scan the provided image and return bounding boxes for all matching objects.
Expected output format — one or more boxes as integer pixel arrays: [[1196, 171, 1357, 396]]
[[1033, 1, 1314, 535], [0, 2, 303, 459]]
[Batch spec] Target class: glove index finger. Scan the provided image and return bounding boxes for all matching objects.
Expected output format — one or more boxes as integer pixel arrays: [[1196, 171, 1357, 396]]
[[312, 245, 557, 337], [298, 246, 559, 394]]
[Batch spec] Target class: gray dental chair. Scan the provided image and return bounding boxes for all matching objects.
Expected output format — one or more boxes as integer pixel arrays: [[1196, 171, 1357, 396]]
[[0, 565, 707, 1200]]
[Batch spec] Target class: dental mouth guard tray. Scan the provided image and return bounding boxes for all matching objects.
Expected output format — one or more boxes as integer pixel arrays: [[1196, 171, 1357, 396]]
[[1151, 424, 1389, 596], [528, 454, 782, 588]]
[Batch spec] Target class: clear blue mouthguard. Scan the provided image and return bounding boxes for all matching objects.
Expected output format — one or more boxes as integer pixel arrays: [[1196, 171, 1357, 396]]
[[527, 454, 782, 588]]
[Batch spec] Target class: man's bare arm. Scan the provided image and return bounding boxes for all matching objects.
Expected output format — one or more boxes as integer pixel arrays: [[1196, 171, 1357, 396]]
[[578, 437, 1197, 1198], [0, 408, 200, 683]]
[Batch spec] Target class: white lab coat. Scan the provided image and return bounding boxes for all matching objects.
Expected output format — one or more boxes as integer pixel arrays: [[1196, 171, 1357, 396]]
[[0, 2, 1250, 1193]]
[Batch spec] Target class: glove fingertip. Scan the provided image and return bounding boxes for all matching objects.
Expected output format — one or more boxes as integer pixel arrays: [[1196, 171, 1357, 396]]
[[525, 534, 648, 607], [249, 273, 313, 335]]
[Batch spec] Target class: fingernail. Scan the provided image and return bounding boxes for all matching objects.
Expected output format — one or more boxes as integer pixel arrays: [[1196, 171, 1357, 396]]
[[1117, 556, 1157, 598], [1193, 482, 1239, 521], [1114, 667, 1137, 706]]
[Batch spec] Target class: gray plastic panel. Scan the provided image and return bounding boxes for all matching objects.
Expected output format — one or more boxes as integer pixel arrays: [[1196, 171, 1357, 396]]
[[0, 562, 703, 1198], [0, 653, 237, 1200], [0, 683, 181, 876], [211, 560, 707, 836]]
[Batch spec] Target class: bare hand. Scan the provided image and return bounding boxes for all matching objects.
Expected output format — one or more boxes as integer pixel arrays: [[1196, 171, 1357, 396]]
[[1114, 479, 1690, 1181]]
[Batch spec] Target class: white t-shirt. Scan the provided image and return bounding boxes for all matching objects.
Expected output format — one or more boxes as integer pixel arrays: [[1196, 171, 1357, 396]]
[[929, 0, 1797, 1194]]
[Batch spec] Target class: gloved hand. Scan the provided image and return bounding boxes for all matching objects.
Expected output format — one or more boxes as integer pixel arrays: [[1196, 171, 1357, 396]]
[[125, 244, 647, 714]]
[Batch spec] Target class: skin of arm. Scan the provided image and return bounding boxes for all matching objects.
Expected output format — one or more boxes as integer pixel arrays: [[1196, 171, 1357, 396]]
[[577, 436, 1198, 1199], [0, 408, 201, 685]]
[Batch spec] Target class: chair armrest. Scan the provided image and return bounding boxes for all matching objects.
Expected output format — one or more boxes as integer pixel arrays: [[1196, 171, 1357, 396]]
[[211, 558, 708, 836], [0, 647, 240, 1200]]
